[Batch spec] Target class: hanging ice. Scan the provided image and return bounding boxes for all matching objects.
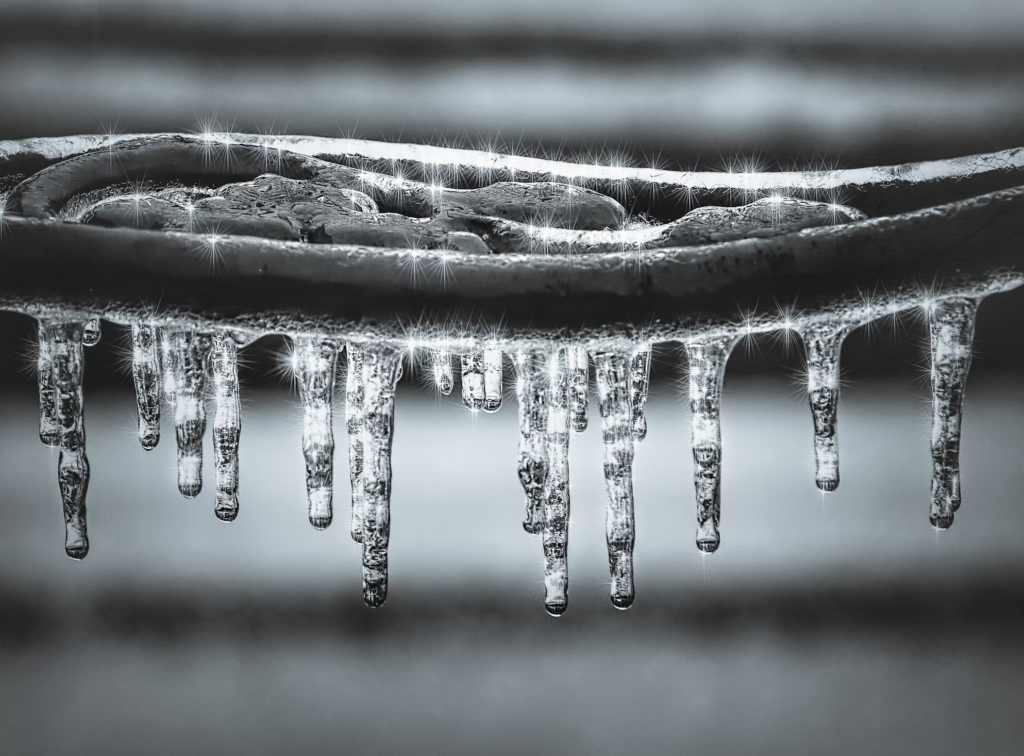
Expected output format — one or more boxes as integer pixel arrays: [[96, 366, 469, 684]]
[[360, 347, 403, 608], [345, 344, 366, 542], [430, 349, 454, 396], [210, 332, 242, 522], [514, 350, 549, 535], [160, 328, 212, 498], [36, 320, 58, 447], [594, 351, 636, 609], [483, 348, 503, 413], [130, 322, 161, 450], [82, 317, 101, 347], [293, 336, 339, 530], [928, 297, 978, 529], [461, 352, 485, 410], [629, 346, 652, 441], [567, 345, 589, 432], [685, 336, 738, 553], [541, 349, 572, 615], [801, 324, 852, 492]]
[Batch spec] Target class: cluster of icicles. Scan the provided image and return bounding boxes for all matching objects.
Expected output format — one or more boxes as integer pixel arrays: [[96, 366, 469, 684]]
[[34, 297, 976, 614]]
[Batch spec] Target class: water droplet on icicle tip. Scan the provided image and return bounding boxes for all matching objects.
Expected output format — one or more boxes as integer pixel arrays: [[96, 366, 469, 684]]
[[130, 322, 161, 450], [44, 321, 90, 559], [514, 349, 549, 535], [483, 348, 503, 413], [160, 328, 212, 498], [801, 324, 852, 492], [345, 344, 366, 543], [685, 336, 739, 554], [594, 351, 636, 609], [568, 345, 589, 433], [461, 352, 485, 410], [81, 318, 101, 347], [541, 348, 572, 615], [629, 346, 652, 441], [431, 349, 454, 396], [361, 347, 403, 608], [929, 297, 978, 530], [293, 336, 339, 530], [36, 319, 59, 447], [210, 333, 242, 522]]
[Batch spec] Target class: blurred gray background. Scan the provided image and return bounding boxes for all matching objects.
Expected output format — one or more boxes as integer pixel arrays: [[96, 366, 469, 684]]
[[2, 1, 1024, 754]]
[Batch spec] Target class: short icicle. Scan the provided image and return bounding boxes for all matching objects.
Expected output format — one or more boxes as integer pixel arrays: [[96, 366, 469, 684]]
[[345, 344, 366, 542], [431, 349, 454, 396], [594, 351, 636, 609], [82, 318, 101, 347], [50, 321, 90, 559], [929, 297, 978, 529], [160, 328, 212, 498], [461, 352, 485, 410], [293, 336, 339, 530], [483, 348, 503, 413], [568, 345, 589, 433], [514, 349, 549, 535], [629, 345, 652, 441], [801, 323, 852, 492], [685, 335, 739, 554], [210, 332, 242, 522], [131, 322, 161, 450], [361, 346, 403, 608], [541, 348, 572, 615], [36, 319, 59, 447]]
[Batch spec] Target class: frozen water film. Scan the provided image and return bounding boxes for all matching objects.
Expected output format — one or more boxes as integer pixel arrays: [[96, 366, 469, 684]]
[[293, 337, 339, 530], [161, 329, 212, 498], [211, 332, 242, 522], [130, 323, 162, 450]]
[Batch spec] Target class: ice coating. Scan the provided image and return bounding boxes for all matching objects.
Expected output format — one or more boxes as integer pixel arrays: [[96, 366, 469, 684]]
[[461, 352, 485, 410], [130, 322, 162, 450], [360, 347, 403, 608], [594, 351, 636, 609], [36, 320, 58, 447], [293, 337, 339, 530], [431, 349, 454, 396], [160, 328, 212, 498], [567, 345, 589, 433], [210, 333, 242, 522], [629, 346, 652, 441], [929, 297, 978, 529], [483, 348, 503, 413], [81, 317, 101, 347], [541, 349, 572, 615], [514, 349, 549, 535], [801, 324, 853, 492], [345, 344, 366, 543], [686, 336, 739, 554]]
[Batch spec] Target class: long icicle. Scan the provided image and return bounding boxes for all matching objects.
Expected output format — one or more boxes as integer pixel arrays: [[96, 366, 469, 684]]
[[515, 349, 549, 535], [49, 321, 90, 559], [131, 322, 162, 450], [36, 319, 59, 447], [685, 336, 738, 554], [461, 352, 485, 410], [431, 348, 454, 396], [542, 348, 571, 615], [345, 344, 366, 543], [802, 324, 852, 492], [568, 345, 589, 433], [210, 332, 242, 522], [595, 351, 636, 609], [929, 297, 978, 529], [294, 336, 338, 530], [361, 346, 403, 608], [161, 329, 212, 498], [483, 348, 503, 413], [629, 345, 652, 441]]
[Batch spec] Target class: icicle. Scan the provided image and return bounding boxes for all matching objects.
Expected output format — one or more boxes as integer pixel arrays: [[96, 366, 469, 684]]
[[483, 348, 503, 413], [36, 320, 58, 447], [431, 349, 454, 395], [48, 321, 90, 559], [361, 346, 403, 608], [345, 344, 366, 543], [629, 345, 652, 441], [130, 322, 161, 450], [160, 329, 212, 498], [293, 336, 339, 530], [929, 297, 978, 529], [685, 336, 738, 554], [567, 345, 589, 432], [461, 352, 485, 410], [801, 324, 851, 492], [541, 348, 571, 615], [594, 351, 636, 609], [210, 333, 242, 522], [514, 350, 549, 535], [82, 317, 101, 347]]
